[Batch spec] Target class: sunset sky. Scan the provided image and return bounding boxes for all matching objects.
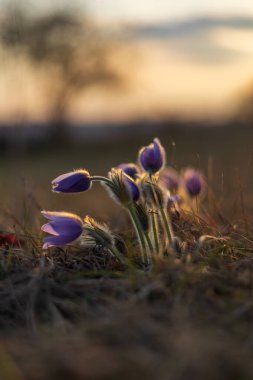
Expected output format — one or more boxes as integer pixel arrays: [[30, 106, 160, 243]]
[[90, 1, 253, 22], [27, 0, 253, 22], [1, 0, 253, 122]]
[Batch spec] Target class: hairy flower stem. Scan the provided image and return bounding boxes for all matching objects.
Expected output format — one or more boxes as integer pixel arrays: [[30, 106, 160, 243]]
[[127, 203, 149, 266], [149, 173, 173, 248], [108, 245, 128, 266], [159, 206, 173, 244], [150, 210, 159, 253], [91, 176, 112, 185], [147, 174, 161, 253], [145, 231, 154, 254], [91, 175, 149, 266]]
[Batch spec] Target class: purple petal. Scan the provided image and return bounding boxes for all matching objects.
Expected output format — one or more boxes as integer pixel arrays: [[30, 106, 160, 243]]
[[41, 223, 59, 236], [184, 169, 204, 197], [139, 138, 165, 174], [42, 234, 78, 249], [52, 172, 76, 185], [186, 177, 202, 196], [160, 168, 180, 192], [117, 163, 140, 180], [153, 138, 165, 171], [123, 174, 140, 202], [52, 170, 91, 193], [139, 146, 154, 170], [42, 219, 83, 237], [41, 211, 82, 223]]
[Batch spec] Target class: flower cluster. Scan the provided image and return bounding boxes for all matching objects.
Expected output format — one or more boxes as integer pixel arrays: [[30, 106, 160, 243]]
[[41, 137, 205, 266]]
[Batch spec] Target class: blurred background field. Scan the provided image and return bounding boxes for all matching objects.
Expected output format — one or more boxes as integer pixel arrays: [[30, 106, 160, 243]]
[[1, 122, 253, 229]]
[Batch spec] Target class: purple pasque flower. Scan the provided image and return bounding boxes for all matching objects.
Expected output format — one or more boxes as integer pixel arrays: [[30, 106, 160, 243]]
[[41, 211, 83, 249], [138, 138, 165, 174], [123, 172, 140, 202], [52, 169, 91, 193], [117, 163, 140, 180], [106, 168, 140, 205], [160, 167, 180, 193], [184, 169, 204, 197]]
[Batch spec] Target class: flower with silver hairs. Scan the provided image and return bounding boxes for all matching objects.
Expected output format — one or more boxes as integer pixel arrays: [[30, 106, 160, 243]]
[[41, 211, 83, 249], [82, 216, 115, 248], [105, 168, 140, 205], [82, 216, 126, 265], [52, 169, 91, 193], [117, 163, 141, 180], [138, 138, 165, 174], [184, 169, 204, 197]]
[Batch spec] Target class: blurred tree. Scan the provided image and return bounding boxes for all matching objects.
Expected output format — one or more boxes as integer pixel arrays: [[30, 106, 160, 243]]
[[0, 5, 120, 142]]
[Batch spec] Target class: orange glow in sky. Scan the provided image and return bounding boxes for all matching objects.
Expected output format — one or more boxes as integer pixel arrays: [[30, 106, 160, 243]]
[[0, 1, 253, 122]]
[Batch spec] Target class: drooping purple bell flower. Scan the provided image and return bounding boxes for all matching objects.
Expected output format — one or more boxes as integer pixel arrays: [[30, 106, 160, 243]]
[[138, 138, 165, 174], [117, 163, 140, 180], [52, 169, 91, 193], [160, 168, 180, 193], [184, 169, 204, 197], [41, 211, 83, 249]]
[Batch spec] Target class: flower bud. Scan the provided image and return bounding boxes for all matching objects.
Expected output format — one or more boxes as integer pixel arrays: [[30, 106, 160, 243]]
[[105, 168, 140, 205], [117, 163, 140, 180], [138, 138, 165, 174], [52, 169, 91, 193], [160, 168, 180, 193], [184, 169, 204, 197]]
